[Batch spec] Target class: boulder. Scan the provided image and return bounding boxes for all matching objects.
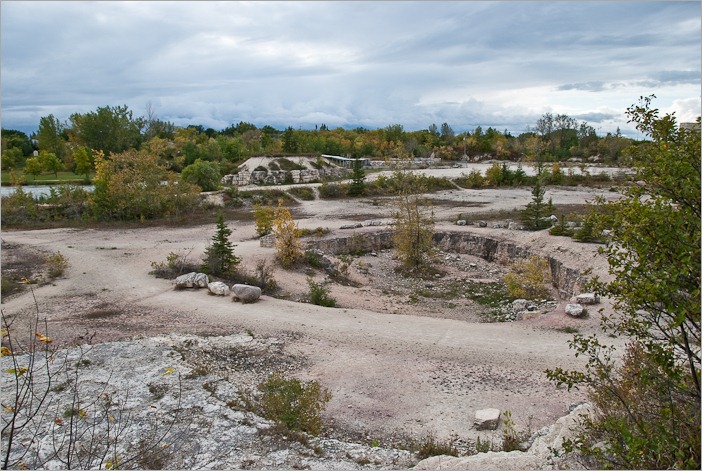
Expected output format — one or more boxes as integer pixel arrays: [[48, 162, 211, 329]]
[[208, 281, 230, 296], [340, 223, 363, 229], [477, 220, 488, 227], [175, 272, 209, 289], [474, 408, 501, 430], [576, 292, 600, 305], [512, 299, 528, 311], [565, 303, 585, 317], [456, 220, 467, 226], [232, 284, 262, 303]]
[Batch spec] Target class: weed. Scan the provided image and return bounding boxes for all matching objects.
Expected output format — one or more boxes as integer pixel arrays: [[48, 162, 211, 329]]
[[558, 326, 579, 334], [415, 432, 459, 459], [148, 383, 170, 400], [475, 436, 492, 453], [185, 365, 210, 379], [45, 251, 69, 279], [202, 381, 218, 395]]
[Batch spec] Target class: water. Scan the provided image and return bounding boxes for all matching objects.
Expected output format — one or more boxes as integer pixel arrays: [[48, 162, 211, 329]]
[[0, 185, 94, 198]]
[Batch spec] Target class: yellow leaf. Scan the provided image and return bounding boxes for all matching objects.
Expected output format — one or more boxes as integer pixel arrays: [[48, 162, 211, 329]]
[[4, 366, 28, 376], [1, 328, 7, 338], [3, 406, 15, 413], [162, 367, 175, 376], [35, 333, 52, 343], [19, 277, 30, 284], [0, 347, 11, 357]]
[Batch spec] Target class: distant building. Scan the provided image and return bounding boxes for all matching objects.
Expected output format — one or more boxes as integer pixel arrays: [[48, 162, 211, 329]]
[[321, 154, 371, 168]]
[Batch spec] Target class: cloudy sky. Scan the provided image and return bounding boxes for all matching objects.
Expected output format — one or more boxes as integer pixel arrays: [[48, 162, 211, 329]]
[[1, 1, 700, 137]]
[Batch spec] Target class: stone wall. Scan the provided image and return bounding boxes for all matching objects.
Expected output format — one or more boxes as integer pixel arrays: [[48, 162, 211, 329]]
[[222, 167, 350, 186], [307, 230, 586, 299]]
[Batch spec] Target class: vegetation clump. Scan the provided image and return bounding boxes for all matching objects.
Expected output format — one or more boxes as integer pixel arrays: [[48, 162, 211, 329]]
[[546, 97, 700, 469], [257, 372, 331, 436], [503, 255, 552, 300]]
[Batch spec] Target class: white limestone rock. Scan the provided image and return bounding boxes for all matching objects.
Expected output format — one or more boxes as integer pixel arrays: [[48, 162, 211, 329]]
[[474, 408, 501, 430], [232, 284, 262, 304], [208, 281, 230, 296], [565, 303, 585, 317], [175, 272, 209, 289]]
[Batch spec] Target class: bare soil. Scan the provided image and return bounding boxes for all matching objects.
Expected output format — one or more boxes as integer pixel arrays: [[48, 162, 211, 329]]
[[0, 181, 624, 447]]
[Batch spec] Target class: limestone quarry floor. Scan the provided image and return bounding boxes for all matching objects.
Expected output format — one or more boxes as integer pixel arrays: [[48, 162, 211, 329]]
[[0, 184, 624, 449]]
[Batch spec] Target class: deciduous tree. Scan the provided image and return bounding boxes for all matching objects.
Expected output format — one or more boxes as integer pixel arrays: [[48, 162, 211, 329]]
[[546, 97, 700, 469]]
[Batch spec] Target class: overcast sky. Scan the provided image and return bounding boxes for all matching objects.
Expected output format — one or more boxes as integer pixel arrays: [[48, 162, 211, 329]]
[[1, 1, 700, 137]]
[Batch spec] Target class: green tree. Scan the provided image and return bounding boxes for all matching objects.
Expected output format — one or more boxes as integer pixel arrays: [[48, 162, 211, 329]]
[[392, 185, 435, 271], [282, 126, 298, 153], [70, 105, 143, 155], [521, 181, 553, 230], [73, 146, 94, 179], [23, 157, 43, 180], [181, 158, 220, 192], [546, 97, 700, 469], [36, 114, 66, 160], [1, 147, 23, 171], [91, 148, 200, 221], [39, 151, 64, 177], [347, 157, 366, 196], [201, 214, 240, 277]]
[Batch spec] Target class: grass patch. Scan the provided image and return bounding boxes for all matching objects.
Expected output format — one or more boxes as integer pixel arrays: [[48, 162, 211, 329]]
[[288, 186, 315, 201], [238, 189, 295, 206]]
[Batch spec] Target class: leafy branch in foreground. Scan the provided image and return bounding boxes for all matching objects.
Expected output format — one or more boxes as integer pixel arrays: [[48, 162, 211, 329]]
[[546, 96, 700, 469]]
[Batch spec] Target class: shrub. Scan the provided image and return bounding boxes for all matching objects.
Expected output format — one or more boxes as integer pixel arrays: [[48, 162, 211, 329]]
[[257, 372, 331, 435], [455, 169, 484, 188], [288, 186, 315, 201], [307, 277, 336, 307], [150, 249, 195, 278], [253, 203, 274, 236], [45, 251, 69, 279], [318, 182, 343, 199], [272, 200, 302, 268], [503, 255, 552, 300]]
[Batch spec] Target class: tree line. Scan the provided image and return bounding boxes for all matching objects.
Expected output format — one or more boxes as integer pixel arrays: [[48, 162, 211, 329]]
[[2, 105, 635, 179]]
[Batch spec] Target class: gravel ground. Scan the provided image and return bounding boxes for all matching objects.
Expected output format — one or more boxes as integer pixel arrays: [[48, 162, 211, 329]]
[[1, 183, 625, 455]]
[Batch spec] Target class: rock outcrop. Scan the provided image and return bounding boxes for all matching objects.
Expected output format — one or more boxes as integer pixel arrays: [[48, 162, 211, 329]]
[[308, 230, 589, 299], [416, 404, 593, 470], [175, 272, 209, 289]]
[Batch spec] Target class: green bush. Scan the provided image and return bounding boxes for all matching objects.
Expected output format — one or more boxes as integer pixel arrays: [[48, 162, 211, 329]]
[[257, 372, 331, 435], [307, 277, 336, 307], [318, 182, 344, 199], [288, 186, 315, 201]]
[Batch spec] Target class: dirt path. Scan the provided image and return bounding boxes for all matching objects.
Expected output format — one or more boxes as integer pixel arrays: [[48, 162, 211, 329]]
[[0, 186, 623, 445]]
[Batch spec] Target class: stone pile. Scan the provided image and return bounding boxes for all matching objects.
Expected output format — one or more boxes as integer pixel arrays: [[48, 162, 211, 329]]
[[174, 273, 262, 303]]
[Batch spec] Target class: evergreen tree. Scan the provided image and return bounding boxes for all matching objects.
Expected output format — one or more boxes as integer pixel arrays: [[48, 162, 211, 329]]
[[201, 214, 240, 276], [347, 157, 366, 196], [521, 181, 553, 230]]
